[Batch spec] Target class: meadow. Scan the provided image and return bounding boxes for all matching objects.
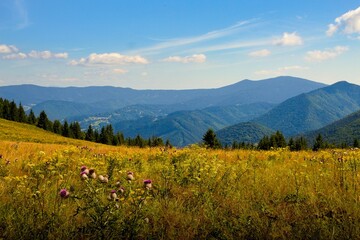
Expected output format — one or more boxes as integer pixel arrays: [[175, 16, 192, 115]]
[[0, 119, 360, 239]]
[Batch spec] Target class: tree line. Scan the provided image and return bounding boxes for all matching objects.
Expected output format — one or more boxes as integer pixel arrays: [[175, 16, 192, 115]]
[[202, 128, 360, 151], [0, 98, 170, 148]]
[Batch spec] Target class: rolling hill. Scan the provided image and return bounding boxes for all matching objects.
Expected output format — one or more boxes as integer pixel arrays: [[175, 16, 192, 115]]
[[254, 81, 360, 136], [113, 103, 275, 146], [303, 110, 360, 146], [216, 122, 274, 146]]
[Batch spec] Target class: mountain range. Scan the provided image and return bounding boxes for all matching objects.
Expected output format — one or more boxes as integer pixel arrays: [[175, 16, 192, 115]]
[[5, 76, 356, 147], [216, 81, 360, 145]]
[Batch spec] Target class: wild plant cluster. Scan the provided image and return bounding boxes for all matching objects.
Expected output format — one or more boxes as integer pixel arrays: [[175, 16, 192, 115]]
[[0, 142, 360, 239]]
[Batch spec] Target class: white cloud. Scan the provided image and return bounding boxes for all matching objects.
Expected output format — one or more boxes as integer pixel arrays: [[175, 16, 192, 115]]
[[327, 6, 360, 36], [113, 68, 128, 74], [0, 44, 19, 54], [248, 49, 271, 57], [3, 50, 68, 60], [70, 53, 149, 66], [305, 46, 348, 62], [2, 52, 27, 60], [28, 50, 68, 59], [255, 65, 308, 75], [274, 32, 303, 46], [162, 54, 206, 63]]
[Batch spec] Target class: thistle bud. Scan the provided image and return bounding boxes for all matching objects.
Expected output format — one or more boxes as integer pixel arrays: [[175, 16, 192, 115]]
[[59, 188, 70, 198], [80, 171, 88, 180], [108, 190, 117, 201], [127, 171, 134, 182], [88, 168, 96, 179], [143, 179, 152, 189]]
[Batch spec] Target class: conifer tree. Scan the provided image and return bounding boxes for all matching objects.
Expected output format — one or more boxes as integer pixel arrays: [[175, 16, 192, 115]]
[[53, 120, 62, 134], [313, 134, 324, 151], [37, 111, 51, 130], [27, 110, 37, 125], [85, 125, 95, 142], [202, 129, 222, 149], [18, 103, 27, 123], [62, 120, 70, 137]]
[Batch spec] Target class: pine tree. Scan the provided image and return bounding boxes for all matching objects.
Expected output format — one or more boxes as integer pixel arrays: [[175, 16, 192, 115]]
[[27, 110, 37, 125], [2, 99, 10, 120], [53, 120, 62, 134], [62, 121, 70, 137], [18, 103, 27, 123], [70, 122, 83, 139], [37, 111, 50, 130], [85, 125, 95, 142], [288, 138, 295, 151], [9, 101, 18, 121], [202, 129, 222, 149], [313, 134, 324, 151], [258, 136, 270, 150]]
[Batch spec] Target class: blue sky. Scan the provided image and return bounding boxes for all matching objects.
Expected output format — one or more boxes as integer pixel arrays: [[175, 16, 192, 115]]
[[0, 0, 360, 89]]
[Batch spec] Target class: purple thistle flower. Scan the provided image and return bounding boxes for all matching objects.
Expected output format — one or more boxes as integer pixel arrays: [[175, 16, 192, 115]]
[[80, 171, 88, 180], [59, 188, 69, 198], [143, 179, 152, 189], [80, 165, 89, 175]]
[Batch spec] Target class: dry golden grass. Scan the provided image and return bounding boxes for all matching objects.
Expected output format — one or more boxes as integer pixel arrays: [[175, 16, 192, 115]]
[[0, 119, 360, 239]]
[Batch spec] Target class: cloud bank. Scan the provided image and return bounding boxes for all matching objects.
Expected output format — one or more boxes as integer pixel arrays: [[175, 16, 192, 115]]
[[305, 46, 348, 62], [70, 53, 149, 66]]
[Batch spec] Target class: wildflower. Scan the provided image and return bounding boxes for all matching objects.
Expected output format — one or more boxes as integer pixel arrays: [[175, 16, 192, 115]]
[[143, 179, 152, 189], [108, 190, 118, 201], [80, 165, 89, 175], [118, 186, 125, 194], [98, 175, 108, 183], [127, 171, 134, 182], [88, 168, 96, 179], [80, 171, 88, 180], [59, 188, 70, 198]]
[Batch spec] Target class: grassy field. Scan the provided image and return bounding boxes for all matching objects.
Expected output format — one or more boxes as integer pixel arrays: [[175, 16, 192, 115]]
[[0, 118, 360, 239]]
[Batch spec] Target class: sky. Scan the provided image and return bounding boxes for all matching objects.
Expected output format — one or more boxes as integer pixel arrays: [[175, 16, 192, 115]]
[[0, 0, 360, 89]]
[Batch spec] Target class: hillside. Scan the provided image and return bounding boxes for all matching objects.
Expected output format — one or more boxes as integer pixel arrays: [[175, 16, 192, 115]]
[[216, 122, 274, 146], [304, 110, 360, 146], [254, 81, 360, 136], [0, 118, 91, 145], [113, 103, 275, 146]]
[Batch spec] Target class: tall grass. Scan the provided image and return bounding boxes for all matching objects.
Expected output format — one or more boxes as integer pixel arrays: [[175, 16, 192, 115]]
[[0, 141, 359, 239]]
